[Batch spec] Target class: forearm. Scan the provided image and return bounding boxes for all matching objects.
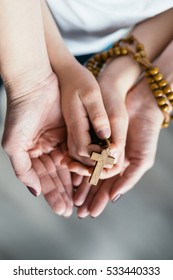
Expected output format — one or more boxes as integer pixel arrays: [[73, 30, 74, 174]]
[[0, 0, 51, 93], [132, 8, 173, 61], [154, 41, 173, 86], [40, 0, 76, 75], [99, 8, 173, 100]]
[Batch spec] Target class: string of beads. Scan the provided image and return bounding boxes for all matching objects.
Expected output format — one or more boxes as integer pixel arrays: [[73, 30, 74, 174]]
[[86, 35, 173, 128]]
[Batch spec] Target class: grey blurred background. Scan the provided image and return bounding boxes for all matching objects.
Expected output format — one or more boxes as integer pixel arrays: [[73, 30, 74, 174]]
[[0, 84, 173, 260]]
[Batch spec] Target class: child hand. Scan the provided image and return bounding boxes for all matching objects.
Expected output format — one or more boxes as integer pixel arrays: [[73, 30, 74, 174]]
[[58, 59, 111, 165]]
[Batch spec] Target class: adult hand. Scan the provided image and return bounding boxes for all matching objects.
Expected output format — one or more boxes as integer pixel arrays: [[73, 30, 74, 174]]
[[2, 73, 73, 217], [74, 77, 163, 218]]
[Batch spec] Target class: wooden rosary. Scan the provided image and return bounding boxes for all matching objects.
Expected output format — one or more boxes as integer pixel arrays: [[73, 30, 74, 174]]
[[86, 35, 173, 185]]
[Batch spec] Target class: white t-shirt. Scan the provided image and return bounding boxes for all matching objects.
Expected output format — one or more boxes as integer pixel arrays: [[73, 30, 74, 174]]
[[46, 0, 173, 55]]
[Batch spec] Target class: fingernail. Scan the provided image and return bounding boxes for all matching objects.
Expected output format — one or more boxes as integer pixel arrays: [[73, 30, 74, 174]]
[[26, 186, 38, 197], [112, 193, 122, 203], [97, 128, 110, 139]]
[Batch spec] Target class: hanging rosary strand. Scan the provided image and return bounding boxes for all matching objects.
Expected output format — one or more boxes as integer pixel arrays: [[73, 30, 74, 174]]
[[86, 35, 173, 128]]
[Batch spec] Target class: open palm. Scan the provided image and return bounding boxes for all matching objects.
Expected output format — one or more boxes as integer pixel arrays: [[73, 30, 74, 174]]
[[2, 73, 73, 217]]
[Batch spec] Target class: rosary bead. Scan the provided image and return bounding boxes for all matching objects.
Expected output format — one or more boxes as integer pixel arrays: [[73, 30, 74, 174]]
[[94, 54, 101, 61], [154, 73, 163, 81], [108, 48, 114, 57], [153, 89, 164, 97], [162, 121, 169, 128], [163, 85, 172, 94], [113, 47, 121, 56], [157, 96, 167, 106], [166, 92, 173, 100], [147, 77, 155, 84], [158, 79, 167, 88], [149, 67, 159, 75], [136, 43, 144, 51], [87, 66, 93, 71], [145, 70, 150, 77], [87, 58, 95, 64], [134, 53, 141, 60], [170, 100, 173, 106], [160, 104, 169, 112], [86, 62, 95, 68], [150, 83, 159, 91], [101, 51, 108, 62], [120, 47, 128, 55], [138, 50, 146, 57]]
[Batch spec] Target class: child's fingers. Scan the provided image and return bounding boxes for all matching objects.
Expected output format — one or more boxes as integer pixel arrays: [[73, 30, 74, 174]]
[[80, 87, 111, 140]]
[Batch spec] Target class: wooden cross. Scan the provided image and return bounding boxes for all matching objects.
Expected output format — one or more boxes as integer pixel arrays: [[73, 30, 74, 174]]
[[89, 148, 115, 185]]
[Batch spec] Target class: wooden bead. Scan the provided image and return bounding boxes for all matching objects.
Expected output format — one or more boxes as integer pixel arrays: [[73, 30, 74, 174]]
[[87, 58, 95, 63], [166, 92, 173, 100], [136, 43, 144, 51], [149, 67, 159, 75], [101, 51, 108, 62], [154, 73, 163, 81], [150, 83, 159, 91], [145, 70, 150, 77], [120, 47, 128, 55], [113, 47, 121, 56], [147, 77, 155, 84], [157, 97, 167, 106], [160, 104, 169, 112], [153, 89, 164, 97], [139, 50, 146, 57], [94, 54, 101, 61], [108, 48, 114, 57], [134, 53, 140, 60], [86, 62, 95, 67], [162, 121, 169, 128], [170, 100, 173, 106], [158, 79, 167, 88], [87, 66, 93, 71], [163, 85, 172, 94]]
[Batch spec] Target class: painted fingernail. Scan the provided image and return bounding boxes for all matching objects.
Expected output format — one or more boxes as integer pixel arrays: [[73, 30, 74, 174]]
[[26, 186, 38, 197], [97, 128, 110, 139], [112, 193, 122, 203]]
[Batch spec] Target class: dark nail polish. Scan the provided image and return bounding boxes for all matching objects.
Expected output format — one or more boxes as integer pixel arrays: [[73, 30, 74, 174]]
[[27, 186, 38, 197], [112, 193, 122, 203]]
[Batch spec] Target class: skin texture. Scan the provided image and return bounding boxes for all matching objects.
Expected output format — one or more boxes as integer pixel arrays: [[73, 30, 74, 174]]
[[74, 41, 173, 218], [1, 0, 173, 217], [2, 73, 73, 217]]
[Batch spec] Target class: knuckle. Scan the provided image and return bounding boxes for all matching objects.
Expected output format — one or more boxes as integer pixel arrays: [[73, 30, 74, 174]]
[[92, 111, 107, 123], [145, 159, 155, 170]]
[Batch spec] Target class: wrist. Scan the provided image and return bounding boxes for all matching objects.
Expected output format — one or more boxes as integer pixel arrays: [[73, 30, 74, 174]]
[[98, 55, 141, 101], [3, 65, 53, 99]]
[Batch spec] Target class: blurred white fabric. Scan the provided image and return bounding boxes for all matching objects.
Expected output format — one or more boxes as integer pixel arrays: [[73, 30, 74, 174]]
[[0, 86, 173, 260], [46, 0, 173, 55]]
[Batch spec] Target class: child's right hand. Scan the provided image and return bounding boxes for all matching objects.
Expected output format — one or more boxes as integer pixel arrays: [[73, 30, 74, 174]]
[[58, 58, 111, 165]]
